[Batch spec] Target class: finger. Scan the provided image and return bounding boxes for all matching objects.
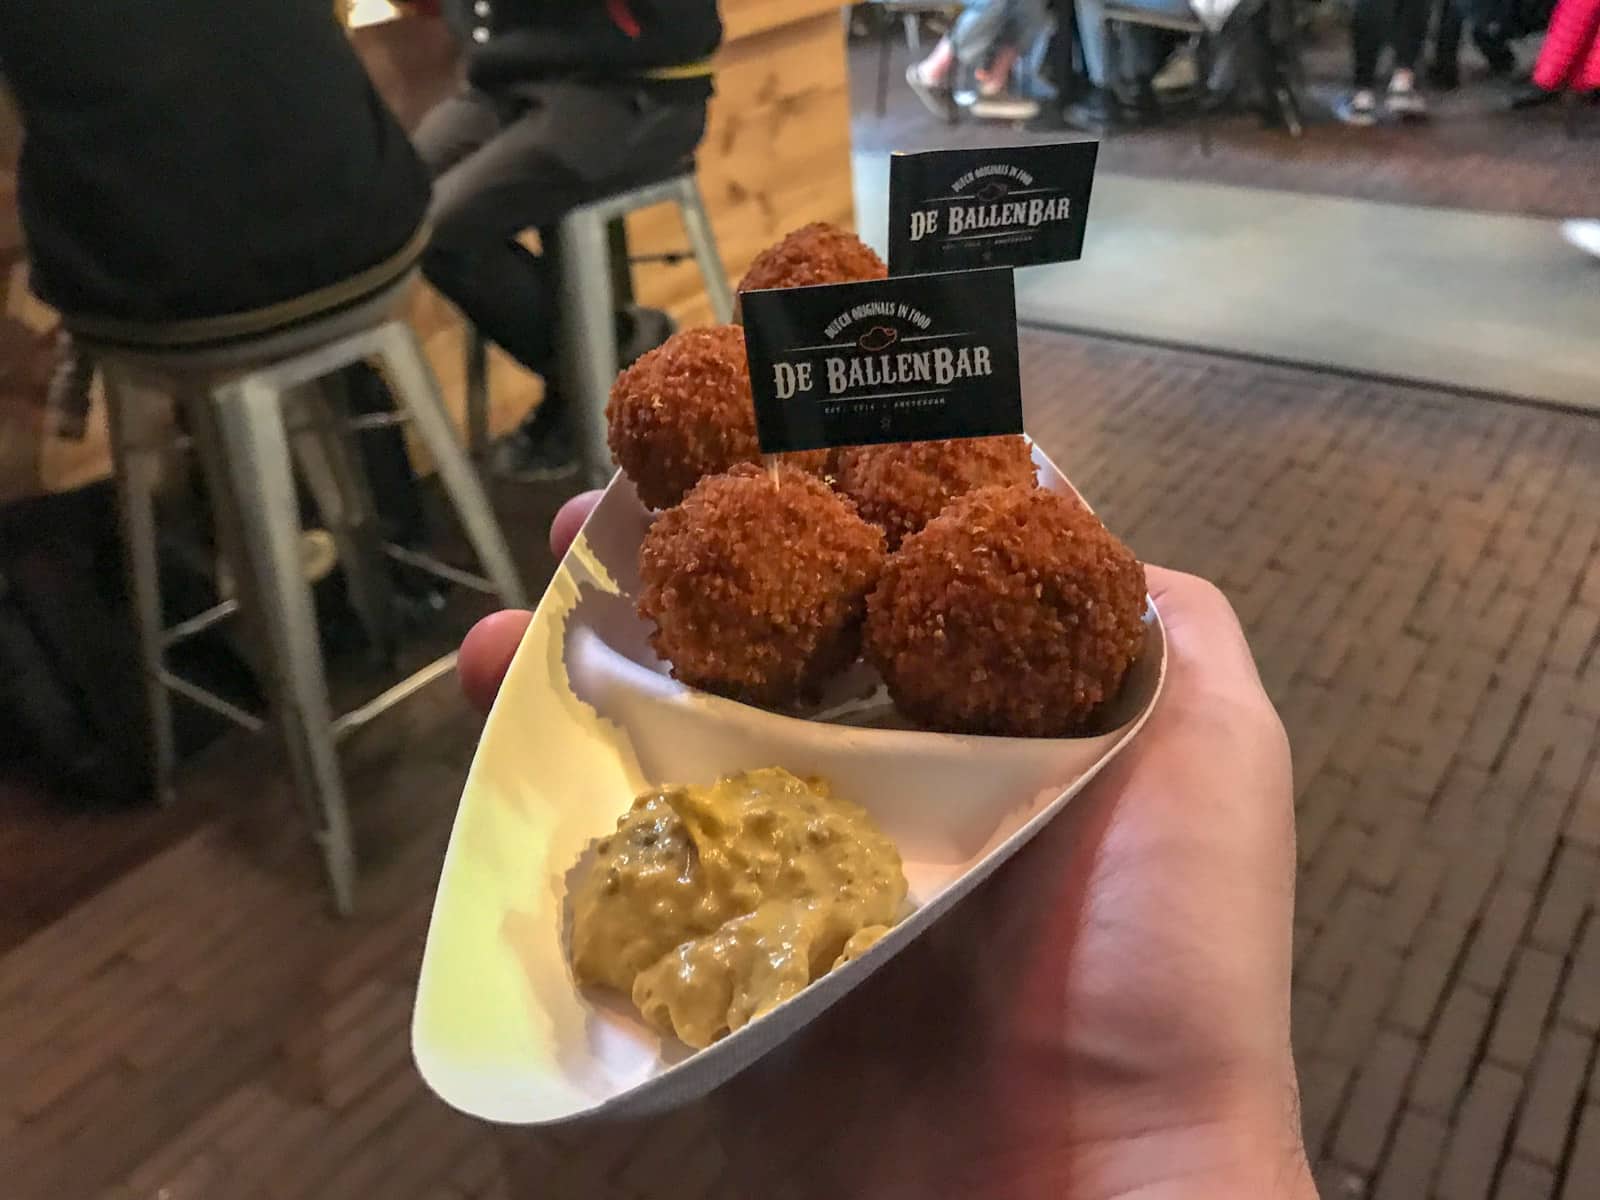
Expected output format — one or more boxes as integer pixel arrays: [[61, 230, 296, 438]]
[[550, 491, 605, 559], [458, 609, 533, 713], [1144, 564, 1263, 690]]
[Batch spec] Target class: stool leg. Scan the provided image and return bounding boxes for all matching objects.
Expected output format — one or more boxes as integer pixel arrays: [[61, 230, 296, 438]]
[[878, 19, 893, 118], [554, 211, 621, 491], [104, 367, 177, 807], [189, 378, 358, 915], [465, 329, 490, 458], [372, 322, 528, 609], [284, 379, 397, 662], [677, 178, 735, 325]]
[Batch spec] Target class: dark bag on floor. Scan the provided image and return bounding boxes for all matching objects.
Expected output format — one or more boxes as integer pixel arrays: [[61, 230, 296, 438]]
[[0, 482, 255, 807]]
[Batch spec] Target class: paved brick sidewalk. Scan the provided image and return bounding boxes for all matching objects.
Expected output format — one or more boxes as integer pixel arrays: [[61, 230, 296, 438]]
[[1, 329, 1597, 1198], [1022, 335, 1600, 1200]]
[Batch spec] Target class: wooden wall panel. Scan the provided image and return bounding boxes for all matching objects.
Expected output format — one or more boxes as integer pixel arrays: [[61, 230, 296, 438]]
[[629, 9, 857, 329]]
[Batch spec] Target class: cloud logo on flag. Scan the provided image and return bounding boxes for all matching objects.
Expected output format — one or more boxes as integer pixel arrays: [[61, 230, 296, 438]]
[[857, 326, 899, 353]]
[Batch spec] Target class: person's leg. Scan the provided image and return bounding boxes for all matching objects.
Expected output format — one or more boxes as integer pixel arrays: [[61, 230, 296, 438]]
[[1073, 0, 1113, 88], [949, 0, 1012, 71], [1472, 0, 1518, 74], [1067, 0, 1139, 129], [977, 46, 1021, 96], [1429, 0, 1465, 86], [1350, 0, 1388, 90], [978, 0, 1053, 94], [425, 84, 707, 476], [913, 37, 958, 87], [1338, 0, 1388, 122], [413, 89, 502, 179], [1391, 0, 1431, 72], [423, 83, 707, 373], [421, 125, 586, 376], [1385, 0, 1431, 115]]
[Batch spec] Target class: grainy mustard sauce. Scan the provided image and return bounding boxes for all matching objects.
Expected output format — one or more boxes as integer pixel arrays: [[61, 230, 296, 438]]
[[570, 768, 906, 1048]]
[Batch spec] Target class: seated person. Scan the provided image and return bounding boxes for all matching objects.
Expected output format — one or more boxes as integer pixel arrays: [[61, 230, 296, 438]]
[[0, 1, 428, 334], [417, 1, 722, 480], [1067, 0, 1185, 129], [906, 0, 1054, 113], [1, 0, 435, 550]]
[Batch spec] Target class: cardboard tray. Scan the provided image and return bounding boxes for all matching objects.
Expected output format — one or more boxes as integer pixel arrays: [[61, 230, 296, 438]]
[[412, 443, 1167, 1126]]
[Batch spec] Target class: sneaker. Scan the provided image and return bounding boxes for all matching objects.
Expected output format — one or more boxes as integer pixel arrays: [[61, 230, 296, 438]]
[[905, 61, 956, 120], [1064, 88, 1125, 133], [1335, 89, 1380, 126], [1385, 74, 1428, 120], [1561, 220, 1600, 260], [491, 397, 579, 482]]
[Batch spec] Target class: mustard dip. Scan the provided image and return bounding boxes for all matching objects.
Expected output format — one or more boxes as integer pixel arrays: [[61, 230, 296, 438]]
[[570, 767, 907, 1048]]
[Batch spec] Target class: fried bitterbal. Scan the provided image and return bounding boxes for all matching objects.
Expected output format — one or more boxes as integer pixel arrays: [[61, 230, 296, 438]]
[[736, 222, 887, 295], [834, 435, 1037, 550], [606, 325, 825, 509], [639, 464, 887, 706], [865, 485, 1146, 736]]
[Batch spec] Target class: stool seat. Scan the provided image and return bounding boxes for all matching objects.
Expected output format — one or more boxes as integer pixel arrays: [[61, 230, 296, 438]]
[[90, 249, 525, 915], [466, 164, 732, 488], [81, 272, 419, 376], [64, 225, 428, 359], [579, 155, 699, 205]]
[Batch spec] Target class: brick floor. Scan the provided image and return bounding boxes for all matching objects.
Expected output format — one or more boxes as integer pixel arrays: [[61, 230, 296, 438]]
[[3, 328, 1600, 1198]]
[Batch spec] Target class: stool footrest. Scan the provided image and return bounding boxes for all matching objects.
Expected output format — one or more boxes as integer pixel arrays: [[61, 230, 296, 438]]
[[345, 411, 411, 432], [162, 599, 241, 648], [330, 651, 459, 741], [383, 543, 501, 596], [161, 648, 462, 744], [159, 669, 266, 733]]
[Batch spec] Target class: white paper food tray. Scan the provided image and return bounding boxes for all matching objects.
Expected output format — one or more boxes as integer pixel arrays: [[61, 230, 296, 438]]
[[412, 443, 1166, 1126]]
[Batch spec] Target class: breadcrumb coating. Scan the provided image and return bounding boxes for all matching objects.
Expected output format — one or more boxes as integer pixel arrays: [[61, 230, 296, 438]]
[[638, 464, 887, 706], [864, 485, 1146, 736], [606, 325, 826, 509], [736, 223, 888, 294], [834, 436, 1038, 550]]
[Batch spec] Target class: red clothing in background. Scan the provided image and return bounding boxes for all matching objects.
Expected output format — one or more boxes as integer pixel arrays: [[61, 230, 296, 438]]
[[1534, 0, 1600, 91]]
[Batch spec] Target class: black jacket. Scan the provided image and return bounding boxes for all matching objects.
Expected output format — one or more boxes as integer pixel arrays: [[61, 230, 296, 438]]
[[445, 0, 722, 92], [0, 0, 430, 325]]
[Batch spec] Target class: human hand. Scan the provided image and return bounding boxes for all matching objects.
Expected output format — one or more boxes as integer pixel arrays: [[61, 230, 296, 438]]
[[456, 490, 599, 712], [460, 498, 1312, 1200]]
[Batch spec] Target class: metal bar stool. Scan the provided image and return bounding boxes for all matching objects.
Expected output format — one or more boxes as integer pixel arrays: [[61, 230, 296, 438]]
[[80, 264, 526, 915], [466, 163, 734, 491]]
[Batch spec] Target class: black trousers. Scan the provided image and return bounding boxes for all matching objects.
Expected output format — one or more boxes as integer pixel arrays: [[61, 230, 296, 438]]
[[1352, 0, 1432, 85], [414, 81, 707, 383]]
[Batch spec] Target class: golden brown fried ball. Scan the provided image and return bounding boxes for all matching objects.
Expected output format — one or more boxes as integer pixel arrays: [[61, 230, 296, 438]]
[[834, 435, 1038, 550], [606, 325, 826, 509], [736, 223, 888, 295], [639, 464, 887, 707], [864, 486, 1146, 737]]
